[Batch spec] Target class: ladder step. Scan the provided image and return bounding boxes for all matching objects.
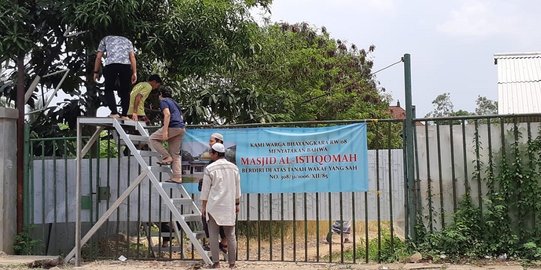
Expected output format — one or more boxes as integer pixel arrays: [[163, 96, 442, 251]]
[[160, 182, 183, 189], [193, 230, 206, 239], [183, 213, 202, 222], [119, 120, 147, 127], [150, 166, 172, 174], [152, 229, 204, 239], [127, 134, 150, 142], [171, 198, 194, 207], [137, 150, 161, 157]]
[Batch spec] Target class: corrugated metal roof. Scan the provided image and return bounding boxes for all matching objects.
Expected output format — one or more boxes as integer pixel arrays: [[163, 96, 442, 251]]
[[494, 52, 541, 114]]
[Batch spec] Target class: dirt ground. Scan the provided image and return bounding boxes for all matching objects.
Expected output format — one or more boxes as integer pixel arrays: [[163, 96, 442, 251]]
[[0, 253, 535, 270], [0, 258, 532, 270], [61, 260, 531, 269]]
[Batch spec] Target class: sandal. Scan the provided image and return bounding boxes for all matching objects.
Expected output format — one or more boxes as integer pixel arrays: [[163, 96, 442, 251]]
[[165, 178, 182, 184]]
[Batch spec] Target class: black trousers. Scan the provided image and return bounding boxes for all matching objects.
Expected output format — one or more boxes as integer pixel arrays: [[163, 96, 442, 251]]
[[103, 63, 131, 116]]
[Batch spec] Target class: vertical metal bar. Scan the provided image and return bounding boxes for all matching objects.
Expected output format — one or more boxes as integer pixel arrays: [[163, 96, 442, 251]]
[[126, 153, 131, 258], [512, 117, 522, 229], [23, 125, 30, 226], [88, 140, 93, 227], [375, 123, 381, 262], [75, 118, 82, 266], [436, 122, 445, 228], [424, 120, 433, 233], [167, 189, 172, 259], [136, 157, 142, 258], [26, 137, 33, 227], [93, 137, 100, 251], [526, 121, 534, 227], [351, 192, 356, 264], [257, 193, 261, 260], [247, 194, 251, 260], [292, 193, 297, 262], [52, 140, 58, 251], [280, 193, 284, 261], [461, 120, 470, 194], [328, 192, 332, 263], [105, 131, 112, 250], [303, 193, 308, 262], [499, 117, 506, 194], [413, 121, 421, 234], [474, 119, 482, 212], [115, 136, 121, 258], [449, 121, 457, 212], [64, 140, 69, 227], [41, 142, 46, 251], [269, 193, 273, 261], [364, 192, 369, 263], [403, 53, 416, 240], [402, 120, 409, 239], [146, 155, 152, 257], [387, 122, 394, 254], [315, 192, 320, 262], [487, 118, 494, 193], [339, 192, 344, 263]]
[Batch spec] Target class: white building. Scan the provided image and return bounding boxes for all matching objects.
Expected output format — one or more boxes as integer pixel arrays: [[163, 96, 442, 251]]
[[494, 52, 541, 114]]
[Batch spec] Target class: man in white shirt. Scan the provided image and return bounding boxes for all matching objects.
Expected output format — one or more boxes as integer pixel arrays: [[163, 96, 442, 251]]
[[200, 143, 241, 269]]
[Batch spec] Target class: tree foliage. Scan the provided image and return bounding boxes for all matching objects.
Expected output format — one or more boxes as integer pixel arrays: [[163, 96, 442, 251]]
[[0, 0, 271, 138], [1, 1, 390, 137], [426, 93, 497, 118], [177, 22, 390, 125], [475, 95, 498, 115]]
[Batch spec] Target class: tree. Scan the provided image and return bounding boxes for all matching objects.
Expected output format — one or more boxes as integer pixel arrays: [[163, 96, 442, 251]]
[[475, 95, 498, 115], [177, 22, 390, 125], [426, 93, 498, 118], [2, 1, 391, 135], [0, 0, 271, 133], [425, 92, 454, 118]]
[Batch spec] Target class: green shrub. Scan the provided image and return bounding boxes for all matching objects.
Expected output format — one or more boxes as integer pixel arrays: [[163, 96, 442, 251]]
[[13, 226, 41, 255]]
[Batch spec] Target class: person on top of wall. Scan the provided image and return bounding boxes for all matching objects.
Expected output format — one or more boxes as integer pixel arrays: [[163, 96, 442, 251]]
[[93, 30, 137, 120], [127, 74, 162, 123]]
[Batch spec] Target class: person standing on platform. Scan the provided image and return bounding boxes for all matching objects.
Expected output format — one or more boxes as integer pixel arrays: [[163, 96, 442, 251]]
[[149, 87, 185, 183], [127, 74, 162, 123], [93, 34, 137, 119], [200, 143, 241, 269]]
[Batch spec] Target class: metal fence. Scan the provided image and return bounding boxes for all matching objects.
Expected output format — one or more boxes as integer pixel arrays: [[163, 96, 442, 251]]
[[25, 119, 408, 263], [24, 115, 541, 262], [411, 114, 541, 237]]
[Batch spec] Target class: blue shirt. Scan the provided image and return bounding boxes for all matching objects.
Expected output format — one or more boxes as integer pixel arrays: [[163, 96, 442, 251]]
[[159, 98, 184, 128]]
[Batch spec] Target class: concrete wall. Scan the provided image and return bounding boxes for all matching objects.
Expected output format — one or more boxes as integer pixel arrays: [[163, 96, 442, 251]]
[[0, 107, 18, 254]]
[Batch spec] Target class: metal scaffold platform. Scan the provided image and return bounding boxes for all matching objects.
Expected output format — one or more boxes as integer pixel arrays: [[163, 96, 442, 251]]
[[65, 117, 211, 266]]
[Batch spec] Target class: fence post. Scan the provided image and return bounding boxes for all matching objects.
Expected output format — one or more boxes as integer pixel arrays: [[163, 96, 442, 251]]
[[403, 53, 416, 240]]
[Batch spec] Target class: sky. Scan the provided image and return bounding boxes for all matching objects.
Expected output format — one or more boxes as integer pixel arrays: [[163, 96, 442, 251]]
[[253, 0, 541, 117]]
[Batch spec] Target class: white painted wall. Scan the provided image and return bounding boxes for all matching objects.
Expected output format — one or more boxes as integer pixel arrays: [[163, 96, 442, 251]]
[[0, 108, 18, 254]]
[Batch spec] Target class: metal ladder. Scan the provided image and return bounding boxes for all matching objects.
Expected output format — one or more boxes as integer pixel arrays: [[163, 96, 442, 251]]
[[65, 117, 211, 265]]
